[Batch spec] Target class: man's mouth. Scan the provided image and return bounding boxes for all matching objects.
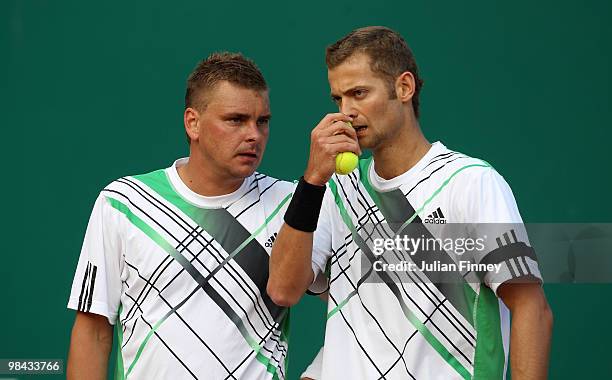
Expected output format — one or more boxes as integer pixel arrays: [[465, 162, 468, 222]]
[[354, 125, 368, 134], [237, 152, 258, 159]]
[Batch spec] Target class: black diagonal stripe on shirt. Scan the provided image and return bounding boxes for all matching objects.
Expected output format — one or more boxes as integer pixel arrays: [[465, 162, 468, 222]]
[[151, 239, 289, 371], [330, 188, 474, 365], [195, 208, 284, 322], [340, 174, 477, 345], [126, 173, 284, 321], [369, 188, 476, 327], [113, 179, 277, 331], [423, 152, 458, 170], [405, 156, 467, 197], [107, 181, 284, 357]]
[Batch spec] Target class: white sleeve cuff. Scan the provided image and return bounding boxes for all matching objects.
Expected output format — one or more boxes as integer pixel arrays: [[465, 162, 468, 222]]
[[67, 298, 117, 325], [308, 267, 329, 294]]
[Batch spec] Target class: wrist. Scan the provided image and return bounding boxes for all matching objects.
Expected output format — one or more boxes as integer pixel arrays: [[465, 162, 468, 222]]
[[284, 177, 326, 232], [303, 170, 328, 187]]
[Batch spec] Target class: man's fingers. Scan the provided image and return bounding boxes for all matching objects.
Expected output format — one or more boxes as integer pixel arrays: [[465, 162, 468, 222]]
[[312, 118, 357, 150], [317, 113, 353, 131], [330, 120, 358, 141], [325, 134, 357, 145], [328, 121, 360, 155], [332, 142, 361, 155], [323, 135, 361, 155]]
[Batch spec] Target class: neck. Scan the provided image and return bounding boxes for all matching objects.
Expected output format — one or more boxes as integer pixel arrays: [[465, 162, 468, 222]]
[[372, 119, 431, 180], [178, 153, 244, 197]]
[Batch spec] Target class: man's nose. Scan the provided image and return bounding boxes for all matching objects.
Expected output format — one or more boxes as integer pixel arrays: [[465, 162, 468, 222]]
[[245, 121, 264, 142], [340, 99, 358, 119]]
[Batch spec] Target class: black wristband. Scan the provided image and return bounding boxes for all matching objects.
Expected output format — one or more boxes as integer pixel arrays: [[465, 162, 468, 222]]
[[284, 177, 326, 232]]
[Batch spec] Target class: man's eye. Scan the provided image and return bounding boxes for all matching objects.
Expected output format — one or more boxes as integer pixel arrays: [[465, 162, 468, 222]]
[[257, 119, 269, 126], [354, 89, 366, 97], [228, 118, 242, 124]]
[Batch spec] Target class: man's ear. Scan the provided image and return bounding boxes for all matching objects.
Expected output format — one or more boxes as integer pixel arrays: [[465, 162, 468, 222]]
[[395, 71, 416, 103], [184, 107, 200, 142]]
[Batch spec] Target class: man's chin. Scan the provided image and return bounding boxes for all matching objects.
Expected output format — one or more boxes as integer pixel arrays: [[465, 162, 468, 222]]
[[357, 136, 375, 150], [230, 164, 259, 179]]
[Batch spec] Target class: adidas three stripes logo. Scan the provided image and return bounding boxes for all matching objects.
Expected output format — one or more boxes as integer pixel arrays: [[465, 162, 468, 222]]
[[265, 232, 278, 248], [78, 262, 98, 312], [423, 207, 447, 224]]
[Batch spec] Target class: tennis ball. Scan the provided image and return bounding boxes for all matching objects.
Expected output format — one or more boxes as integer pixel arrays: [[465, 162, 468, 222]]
[[335, 152, 359, 175]]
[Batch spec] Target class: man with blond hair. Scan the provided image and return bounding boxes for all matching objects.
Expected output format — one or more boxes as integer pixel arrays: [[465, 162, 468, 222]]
[[67, 52, 292, 379]]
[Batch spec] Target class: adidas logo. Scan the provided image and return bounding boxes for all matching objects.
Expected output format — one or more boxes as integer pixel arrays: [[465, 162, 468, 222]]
[[495, 229, 518, 248], [265, 232, 278, 248], [423, 207, 447, 224]]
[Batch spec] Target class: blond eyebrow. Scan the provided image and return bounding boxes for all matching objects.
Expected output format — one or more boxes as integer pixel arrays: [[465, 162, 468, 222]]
[[222, 112, 272, 121], [222, 112, 251, 119]]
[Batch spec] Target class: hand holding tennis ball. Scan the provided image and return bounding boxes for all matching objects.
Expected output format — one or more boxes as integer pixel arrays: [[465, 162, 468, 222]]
[[304, 114, 360, 186], [335, 152, 359, 174], [335, 122, 359, 175]]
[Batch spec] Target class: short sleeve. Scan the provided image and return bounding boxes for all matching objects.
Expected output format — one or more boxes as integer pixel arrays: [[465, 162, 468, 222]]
[[309, 188, 335, 294], [453, 167, 543, 294], [67, 194, 125, 325]]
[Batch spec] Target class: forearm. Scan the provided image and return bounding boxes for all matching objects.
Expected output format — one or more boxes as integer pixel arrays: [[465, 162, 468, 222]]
[[268, 114, 359, 306], [509, 306, 553, 379], [67, 313, 113, 380], [268, 223, 315, 306], [502, 285, 553, 380]]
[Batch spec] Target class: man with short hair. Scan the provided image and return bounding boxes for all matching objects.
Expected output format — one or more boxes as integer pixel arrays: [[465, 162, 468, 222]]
[[67, 52, 292, 379], [269, 26, 553, 379]]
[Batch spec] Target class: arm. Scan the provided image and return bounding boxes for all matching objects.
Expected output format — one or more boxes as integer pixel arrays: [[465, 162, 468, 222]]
[[268, 113, 359, 306], [67, 311, 114, 380], [267, 223, 316, 306], [498, 283, 553, 380]]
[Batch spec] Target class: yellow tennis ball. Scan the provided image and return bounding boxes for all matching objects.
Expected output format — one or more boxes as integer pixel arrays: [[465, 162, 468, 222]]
[[335, 152, 359, 175]]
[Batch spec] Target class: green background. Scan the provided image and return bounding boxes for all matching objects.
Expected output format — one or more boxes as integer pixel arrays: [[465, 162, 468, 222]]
[[1, 0, 611, 378]]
